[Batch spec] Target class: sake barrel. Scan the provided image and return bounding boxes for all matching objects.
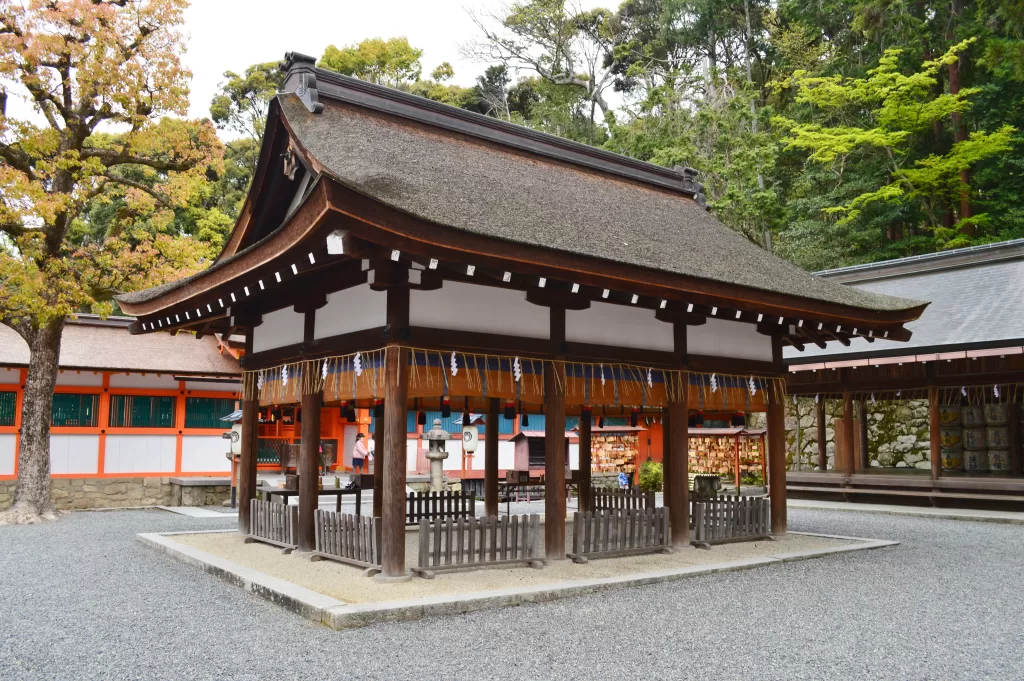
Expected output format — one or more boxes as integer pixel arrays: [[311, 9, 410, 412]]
[[962, 427, 987, 451], [988, 449, 1011, 472], [986, 426, 1010, 449], [984, 403, 1009, 426], [940, 448, 964, 471], [963, 449, 990, 472], [939, 427, 963, 448], [961, 405, 985, 428], [939, 405, 961, 427]]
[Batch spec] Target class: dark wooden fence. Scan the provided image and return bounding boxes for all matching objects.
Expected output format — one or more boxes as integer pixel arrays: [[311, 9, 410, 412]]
[[592, 487, 655, 511], [569, 507, 671, 562], [691, 496, 770, 546], [406, 491, 476, 525], [310, 509, 382, 574], [245, 499, 298, 553], [412, 514, 543, 578]]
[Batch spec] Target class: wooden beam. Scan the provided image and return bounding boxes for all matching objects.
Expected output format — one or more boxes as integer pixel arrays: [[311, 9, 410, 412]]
[[485, 397, 499, 517], [526, 287, 591, 310], [655, 308, 707, 326], [298, 390, 321, 552], [372, 408, 384, 519], [238, 396, 259, 535], [667, 321, 689, 547]]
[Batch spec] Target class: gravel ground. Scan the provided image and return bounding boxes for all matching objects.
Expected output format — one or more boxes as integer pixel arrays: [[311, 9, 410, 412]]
[[1, 508, 1022, 680]]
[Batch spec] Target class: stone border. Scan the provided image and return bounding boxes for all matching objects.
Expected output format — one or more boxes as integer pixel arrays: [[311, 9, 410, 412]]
[[137, 530, 898, 630], [789, 499, 1024, 525]]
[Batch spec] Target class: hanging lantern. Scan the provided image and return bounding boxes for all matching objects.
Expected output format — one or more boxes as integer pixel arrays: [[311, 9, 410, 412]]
[[503, 400, 516, 420], [345, 403, 357, 422], [339, 401, 348, 420], [374, 399, 384, 418], [695, 411, 705, 426], [731, 412, 745, 427], [295, 407, 302, 424], [417, 410, 427, 426], [598, 416, 605, 428], [688, 413, 696, 428], [521, 402, 529, 428], [630, 408, 639, 427], [441, 396, 451, 418]]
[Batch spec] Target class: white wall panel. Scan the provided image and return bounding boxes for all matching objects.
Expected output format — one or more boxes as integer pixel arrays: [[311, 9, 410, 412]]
[[314, 284, 387, 340], [108, 373, 179, 390], [252, 307, 305, 353], [104, 434, 175, 474], [567, 302, 674, 351], [499, 441, 515, 470], [185, 380, 241, 393], [569, 443, 580, 470], [0, 368, 21, 386], [50, 435, 99, 474], [406, 439, 419, 472], [0, 434, 16, 476], [688, 317, 773, 361], [180, 435, 231, 473], [410, 281, 549, 339], [55, 371, 103, 387]]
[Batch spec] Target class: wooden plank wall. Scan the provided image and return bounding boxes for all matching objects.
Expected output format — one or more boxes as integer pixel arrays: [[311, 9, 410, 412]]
[[570, 507, 670, 560], [691, 496, 770, 544], [414, 514, 542, 576], [313, 509, 382, 569], [247, 499, 299, 551]]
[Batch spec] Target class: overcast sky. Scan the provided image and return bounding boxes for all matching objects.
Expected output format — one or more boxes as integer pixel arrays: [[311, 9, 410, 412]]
[[184, 0, 511, 121]]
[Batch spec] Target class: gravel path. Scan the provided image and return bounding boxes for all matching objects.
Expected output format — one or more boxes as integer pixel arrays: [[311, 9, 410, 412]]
[[1, 508, 1022, 680]]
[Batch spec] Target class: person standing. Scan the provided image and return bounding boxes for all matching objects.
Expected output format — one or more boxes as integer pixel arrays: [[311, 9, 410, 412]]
[[352, 432, 368, 475]]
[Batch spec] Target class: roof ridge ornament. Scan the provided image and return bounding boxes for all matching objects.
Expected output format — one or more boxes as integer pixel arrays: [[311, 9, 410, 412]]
[[283, 52, 324, 114], [673, 165, 708, 209]]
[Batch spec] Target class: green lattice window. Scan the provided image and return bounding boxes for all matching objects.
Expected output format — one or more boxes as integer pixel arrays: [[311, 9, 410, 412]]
[[0, 392, 16, 426], [52, 393, 99, 427], [184, 397, 237, 429], [109, 395, 176, 428]]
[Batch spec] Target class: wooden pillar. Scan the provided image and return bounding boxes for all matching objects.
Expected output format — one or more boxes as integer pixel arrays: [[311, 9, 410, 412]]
[[544, 362, 567, 560], [666, 392, 689, 546], [484, 397, 499, 516], [816, 398, 827, 471], [767, 389, 787, 536], [662, 410, 672, 507], [842, 392, 855, 477], [1009, 402, 1022, 477], [857, 399, 870, 470], [929, 386, 941, 482], [733, 436, 741, 490], [238, 396, 259, 535], [579, 411, 592, 513], [298, 390, 321, 552], [372, 411, 384, 518], [379, 345, 410, 579], [667, 320, 689, 547]]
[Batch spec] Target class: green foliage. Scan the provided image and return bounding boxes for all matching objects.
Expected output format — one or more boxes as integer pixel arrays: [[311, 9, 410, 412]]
[[637, 459, 664, 492], [319, 37, 423, 87]]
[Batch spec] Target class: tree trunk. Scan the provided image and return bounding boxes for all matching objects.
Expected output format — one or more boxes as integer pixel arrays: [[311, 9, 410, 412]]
[[0, 319, 64, 524], [948, 0, 973, 233]]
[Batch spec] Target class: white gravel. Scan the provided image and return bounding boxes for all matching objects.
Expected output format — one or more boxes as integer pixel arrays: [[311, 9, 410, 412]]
[[1, 508, 1022, 680]]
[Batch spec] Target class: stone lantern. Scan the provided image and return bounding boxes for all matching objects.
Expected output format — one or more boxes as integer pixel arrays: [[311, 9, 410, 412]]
[[420, 418, 457, 492]]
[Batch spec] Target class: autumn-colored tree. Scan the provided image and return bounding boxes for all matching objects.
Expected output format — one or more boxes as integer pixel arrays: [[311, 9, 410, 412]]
[[0, 0, 223, 524]]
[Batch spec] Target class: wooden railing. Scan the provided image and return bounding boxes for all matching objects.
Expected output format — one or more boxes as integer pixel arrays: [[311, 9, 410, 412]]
[[406, 491, 476, 525], [412, 514, 544, 578], [245, 499, 298, 553], [691, 496, 770, 546], [569, 507, 671, 563], [310, 509, 382, 575], [592, 487, 655, 511]]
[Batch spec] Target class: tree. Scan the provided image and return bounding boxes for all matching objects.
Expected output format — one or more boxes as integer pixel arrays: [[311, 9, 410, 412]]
[[774, 42, 1014, 249], [0, 0, 222, 524], [209, 61, 283, 173], [318, 37, 423, 87]]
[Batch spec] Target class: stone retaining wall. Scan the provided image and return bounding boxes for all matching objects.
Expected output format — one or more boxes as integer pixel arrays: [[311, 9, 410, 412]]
[[0, 477, 230, 511]]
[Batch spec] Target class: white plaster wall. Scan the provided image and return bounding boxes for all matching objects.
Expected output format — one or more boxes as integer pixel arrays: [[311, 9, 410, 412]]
[[252, 307, 305, 353], [50, 435, 99, 474], [689, 317, 773, 361], [567, 302, 674, 351], [185, 380, 241, 393], [569, 443, 580, 471], [0, 434, 15, 476], [56, 371, 103, 387], [406, 439, 419, 472], [180, 435, 231, 473], [104, 434, 176, 474], [0, 368, 20, 386], [410, 281, 549, 338], [314, 284, 387, 340], [108, 373, 179, 390]]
